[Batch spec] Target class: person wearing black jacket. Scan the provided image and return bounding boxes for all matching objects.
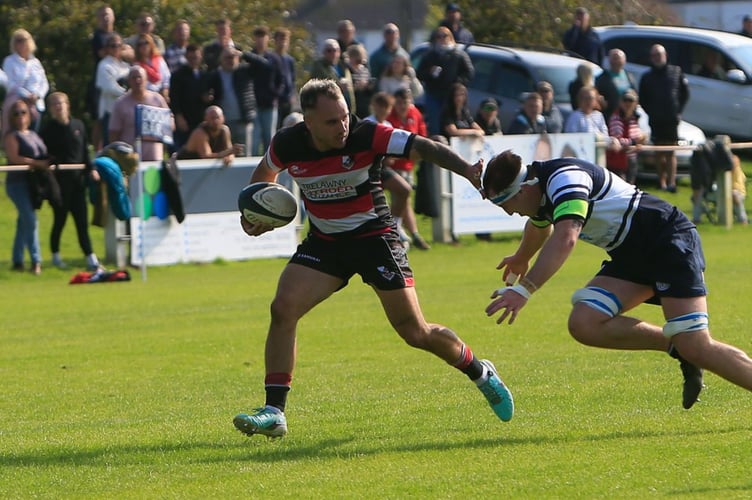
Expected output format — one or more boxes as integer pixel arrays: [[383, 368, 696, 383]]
[[638, 44, 690, 192], [416, 26, 473, 136], [169, 44, 211, 150], [39, 92, 101, 271], [595, 48, 637, 120], [206, 47, 270, 155]]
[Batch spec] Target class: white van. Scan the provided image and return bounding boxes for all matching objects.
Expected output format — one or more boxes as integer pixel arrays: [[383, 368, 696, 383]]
[[595, 25, 752, 140]]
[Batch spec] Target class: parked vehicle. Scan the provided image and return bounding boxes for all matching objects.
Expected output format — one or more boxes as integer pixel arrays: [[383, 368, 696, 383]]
[[410, 41, 705, 175], [595, 24, 752, 141]]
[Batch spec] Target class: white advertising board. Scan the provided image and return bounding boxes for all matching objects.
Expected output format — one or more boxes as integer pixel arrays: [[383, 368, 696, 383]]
[[449, 133, 596, 235]]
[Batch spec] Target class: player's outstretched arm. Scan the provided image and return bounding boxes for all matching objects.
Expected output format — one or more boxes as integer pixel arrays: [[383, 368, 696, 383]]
[[409, 135, 483, 191], [486, 219, 581, 325], [498, 220, 553, 283]]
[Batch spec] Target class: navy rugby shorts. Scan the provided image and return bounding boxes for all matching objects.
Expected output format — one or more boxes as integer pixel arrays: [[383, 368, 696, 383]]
[[598, 226, 707, 300]]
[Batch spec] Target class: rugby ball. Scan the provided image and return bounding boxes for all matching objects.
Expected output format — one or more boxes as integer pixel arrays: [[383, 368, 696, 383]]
[[238, 182, 298, 228]]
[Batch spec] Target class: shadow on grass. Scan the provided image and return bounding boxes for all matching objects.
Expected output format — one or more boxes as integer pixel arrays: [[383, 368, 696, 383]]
[[1, 424, 747, 467]]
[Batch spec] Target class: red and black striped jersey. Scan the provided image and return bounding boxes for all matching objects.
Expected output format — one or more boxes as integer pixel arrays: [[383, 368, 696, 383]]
[[265, 117, 415, 237]]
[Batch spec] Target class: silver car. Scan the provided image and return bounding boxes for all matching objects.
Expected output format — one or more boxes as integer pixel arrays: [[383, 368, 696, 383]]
[[595, 24, 752, 141]]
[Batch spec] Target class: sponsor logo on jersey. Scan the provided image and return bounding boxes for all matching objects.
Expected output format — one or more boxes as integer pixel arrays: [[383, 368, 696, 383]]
[[655, 281, 670, 292]]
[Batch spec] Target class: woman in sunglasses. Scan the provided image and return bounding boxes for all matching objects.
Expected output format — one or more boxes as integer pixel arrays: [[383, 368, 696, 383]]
[[4, 99, 51, 275]]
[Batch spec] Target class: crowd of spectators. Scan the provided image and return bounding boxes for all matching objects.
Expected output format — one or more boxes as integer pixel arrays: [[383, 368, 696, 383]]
[[1, 3, 747, 274]]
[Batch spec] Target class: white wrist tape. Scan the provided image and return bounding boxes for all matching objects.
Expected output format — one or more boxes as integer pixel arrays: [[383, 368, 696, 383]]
[[497, 284, 531, 300], [505, 272, 519, 285]]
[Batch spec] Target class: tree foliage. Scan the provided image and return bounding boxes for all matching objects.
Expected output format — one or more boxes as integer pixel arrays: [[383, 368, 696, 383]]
[[438, 0, 680, 48], [0, 0, 681, 126]]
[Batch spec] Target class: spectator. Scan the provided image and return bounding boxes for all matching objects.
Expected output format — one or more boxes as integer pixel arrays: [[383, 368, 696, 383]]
[[273, 28, 297, 129], [740, 15, 752, 38], [378, 53, 423, 100], [250, 25, 282, 156], [363, 92, 419, 250], [207, 47, 267, 155], [310, 39, 355, 111], [638, 44, 689, 192], [4, 99, 50, 275], [369, 23, 410, 88], [568, 63, 595, 111], [175, 105, 242, 166], [91, 5, 116, 64], [564, 86, 608, 141], [95, 33, 130, 146], [125, 12, 165, 54], [595, 49, 637, 119], [88, 4, 121, 150], [386, 88, 431, 250], [109, 65, 172, 161], [697, 50, 725, 80], [474, 97, 502, 135], [439, 3, 474, 45], [506, 92, 546, 135], [169, 44, 211, 150], [537, 81, 564, 133], [134, 33, 171, 101], [562, 6, 604, 64], [335, 19, 362, 63], [346, 44, 374, 119], [164, 19, 191, 73], [416, 27, 474, 135], [606, 89, 645, 184], [441, 82, 484, 140], [2, 29, 49, 133], [732, 156, 748, 224], [40, 92, 101, 271], [204, 18, 241, 72]]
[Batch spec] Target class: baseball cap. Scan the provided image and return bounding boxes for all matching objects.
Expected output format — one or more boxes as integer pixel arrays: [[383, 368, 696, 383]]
[[480, 98, 499, 111], [446, 3, 461, 12]]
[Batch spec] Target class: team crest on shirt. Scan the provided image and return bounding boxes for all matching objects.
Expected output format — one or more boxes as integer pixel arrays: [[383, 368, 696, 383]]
[[289, 165, 303, 175], [342, 156, 355, 170], [655, 282, 670, 291]]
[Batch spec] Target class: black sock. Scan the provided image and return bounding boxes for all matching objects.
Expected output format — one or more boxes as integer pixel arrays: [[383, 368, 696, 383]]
[[265, 386, 290, 412], [462, 357, 484, 381]]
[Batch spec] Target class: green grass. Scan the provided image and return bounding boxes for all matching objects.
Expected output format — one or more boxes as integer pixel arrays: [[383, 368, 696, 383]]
[[1, 170, 752, 498]]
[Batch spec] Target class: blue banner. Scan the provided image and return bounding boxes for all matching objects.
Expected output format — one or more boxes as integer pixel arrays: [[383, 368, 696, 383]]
[[135, 104, 174, 145]]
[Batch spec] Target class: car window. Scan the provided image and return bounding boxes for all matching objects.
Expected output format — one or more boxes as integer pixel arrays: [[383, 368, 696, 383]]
[[603, 36, 684, 70], [467, 55, 495, 93], [690, 44, 732, 80]]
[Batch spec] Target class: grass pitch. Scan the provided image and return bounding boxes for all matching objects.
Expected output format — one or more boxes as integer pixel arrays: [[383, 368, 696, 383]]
[[1, 175, 751, 498]]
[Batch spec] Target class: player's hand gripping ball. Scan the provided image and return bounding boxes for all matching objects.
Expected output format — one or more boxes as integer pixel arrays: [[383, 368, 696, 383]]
[[237, 182, 297, 228]]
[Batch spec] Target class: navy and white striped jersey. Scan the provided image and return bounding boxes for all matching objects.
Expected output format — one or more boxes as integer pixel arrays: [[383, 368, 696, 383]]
[[530, 158, 690, 252]]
